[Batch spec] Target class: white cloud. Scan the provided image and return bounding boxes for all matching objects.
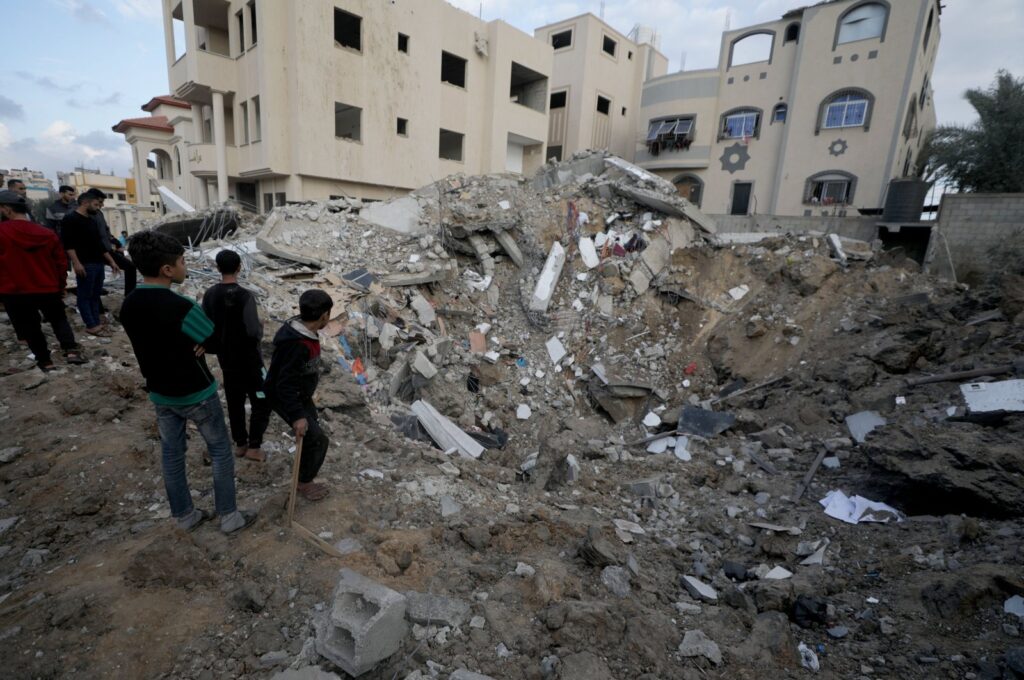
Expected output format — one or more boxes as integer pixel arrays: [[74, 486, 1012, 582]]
[[116, 0, 163, 20]]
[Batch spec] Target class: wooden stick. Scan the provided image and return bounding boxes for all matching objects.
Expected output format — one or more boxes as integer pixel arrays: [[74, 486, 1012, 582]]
[[286, 435, 304, 525], [712, 376, 782, 403], [905, 363, 1015, 388], [291, 520, 345, 558], [794, 449, 828, 501]]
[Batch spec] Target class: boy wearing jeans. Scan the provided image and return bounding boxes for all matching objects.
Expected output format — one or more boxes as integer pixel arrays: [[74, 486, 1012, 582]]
[[121, 230, 255, 534]]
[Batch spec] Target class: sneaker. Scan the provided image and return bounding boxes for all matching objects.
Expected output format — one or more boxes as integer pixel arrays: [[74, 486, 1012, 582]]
[[221, 509, 258, 535]]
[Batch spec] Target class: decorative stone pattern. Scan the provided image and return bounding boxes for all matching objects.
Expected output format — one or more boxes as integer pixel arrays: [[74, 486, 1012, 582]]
[[719, 143, 751, 174]]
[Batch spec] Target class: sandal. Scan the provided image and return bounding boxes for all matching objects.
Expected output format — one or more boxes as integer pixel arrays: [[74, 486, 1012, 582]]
[[297, 482, 331, 501], [244, 448, 266, 462], [64, 350, 88, 365]]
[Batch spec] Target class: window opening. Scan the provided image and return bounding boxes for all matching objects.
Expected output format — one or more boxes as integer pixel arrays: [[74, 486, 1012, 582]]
[[722, 110, 759, 138], [551, 29, 572, 49], [439, 129, 464, 161], [334, 102, 361, 141], [596, 95, 611, 115], [823, 93, 868, 129], [441, 51, 467, 88], [550, 91, 567, 109], [602, 35, 617, 57], [398, 33, 409, 53], [334, 8, 362, 51], [837, 3, 887, 45]]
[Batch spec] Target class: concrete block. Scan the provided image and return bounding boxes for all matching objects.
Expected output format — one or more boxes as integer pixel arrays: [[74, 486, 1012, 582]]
[[360, 195, 426, 234], [640, 236, 671, 275], [844, 411, 887, 444], [315, 568, 409, 677], [578, 237, 600, 269], [529, 242, 566, 313], [410, 294, 436, 325], [411, 351, 438, 380], [404, 592, 471, 627]]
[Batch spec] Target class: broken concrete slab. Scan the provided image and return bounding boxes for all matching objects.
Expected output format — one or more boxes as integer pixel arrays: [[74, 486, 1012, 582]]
[[677, 629, 723, 665], [614, 184, 717, 235], [529, 242, 566, 313], [411, 352, 438, 380], [578, 237, 600, 269], [492, 230, 524, 268], [845, 411, 887, 444], [546, 336, 567, 365], [411, 400, 485, 460], [640, 236, 671, 275], [404, 592, 471, 628], [381, 266, 453, 287], [677, 406, 736, 438], [603, 156, 677, 192], [271, 668, 342, 680], [315, 569, 408, 677], [827, 233, 848, 266], [681, 575, 718, 603], [410, 294, 436, 325], [359, 195, 426, 234], [960, 379, 1024, 414], [628, 267, 652, 295], [449, 671, 496, 680]]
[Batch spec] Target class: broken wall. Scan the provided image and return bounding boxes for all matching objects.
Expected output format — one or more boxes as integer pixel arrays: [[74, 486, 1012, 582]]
[[710, 214, 879, 243], [930, 192, 1024, 282]]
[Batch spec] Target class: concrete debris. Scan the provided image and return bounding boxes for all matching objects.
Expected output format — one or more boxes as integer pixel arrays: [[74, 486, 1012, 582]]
[[960, 379, 1024, 414], [314, 569, 408, 677], [6, 147, 1024, 680], [678, 629, 723, 665], [845, 411, 887, 444], [449, 671, 496, 680], [411, 400, 485, 460], [530, 242, 567, 313]]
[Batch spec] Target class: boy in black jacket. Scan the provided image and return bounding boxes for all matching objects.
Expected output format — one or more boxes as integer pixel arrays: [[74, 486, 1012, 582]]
[[121, 230, 255, 534], [264, 290, 333, 501], [202, 250, 270, 462]]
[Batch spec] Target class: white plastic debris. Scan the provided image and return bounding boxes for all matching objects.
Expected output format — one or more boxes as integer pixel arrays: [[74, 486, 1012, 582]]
[[516, 404, 532, 420], [960, 379, 1024, 413], [728, 285, 750, 301], [820, 490, 903, 524], [643, 412, 661, 428], [798, 642, 820, 672]]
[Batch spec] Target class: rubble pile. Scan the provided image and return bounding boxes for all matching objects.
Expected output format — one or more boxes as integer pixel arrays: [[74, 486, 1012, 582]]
[[1, 151, 1023, 680]]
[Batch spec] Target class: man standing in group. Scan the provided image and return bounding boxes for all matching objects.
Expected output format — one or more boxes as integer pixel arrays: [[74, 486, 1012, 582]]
[[121, 229, 255, 534], [264, 290, 334, 502], [0, 190, 87, 371], [7, 179, 33, 222], [93, 194, 136, 296], [45, 185, 78, 233], [61, 188, 119, 335], [202, 250, 270, 462]]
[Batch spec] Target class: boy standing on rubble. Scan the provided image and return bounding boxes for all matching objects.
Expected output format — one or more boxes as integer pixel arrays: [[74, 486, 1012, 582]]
[[202, 250, 271, 462], [263, 290, 333, 501], [121, 230, 256, 534]]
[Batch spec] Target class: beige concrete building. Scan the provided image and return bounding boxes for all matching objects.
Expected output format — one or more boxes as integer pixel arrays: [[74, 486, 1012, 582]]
[[0, 168, 55, 202], [535, 15, 668, 163], [116, 0, 553, 212], [633, 0, 940, 217], [57, 168, 138, 207]]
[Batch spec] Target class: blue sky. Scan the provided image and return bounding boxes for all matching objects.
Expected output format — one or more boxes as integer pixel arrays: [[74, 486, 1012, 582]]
[[1, 0, 1021, 186]]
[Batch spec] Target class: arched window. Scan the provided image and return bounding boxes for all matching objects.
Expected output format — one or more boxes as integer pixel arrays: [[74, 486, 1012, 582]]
[[729, 31, 774, 67], [720, 107, 763, 140], [673, 173, 703, 207], [903, 102, 917, 140], [772, 104, 788, 124], [805, 170, 857, 205], [816, 89, 874, 133], [784, 23, 800, 44], [836, 2, 889, 46]]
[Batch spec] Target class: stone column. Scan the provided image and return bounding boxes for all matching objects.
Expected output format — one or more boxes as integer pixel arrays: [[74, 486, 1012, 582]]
[[133, 146, 151, 209], [212, 91, 229, 204], [162, 0, 176, 67]]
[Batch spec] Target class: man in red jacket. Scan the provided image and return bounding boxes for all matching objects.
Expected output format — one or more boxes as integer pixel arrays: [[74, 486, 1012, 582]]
[[0, 190, 87, 371]]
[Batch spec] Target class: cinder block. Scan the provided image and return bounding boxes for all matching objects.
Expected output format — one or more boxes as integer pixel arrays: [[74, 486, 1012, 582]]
[[315, 568, 409, 677]]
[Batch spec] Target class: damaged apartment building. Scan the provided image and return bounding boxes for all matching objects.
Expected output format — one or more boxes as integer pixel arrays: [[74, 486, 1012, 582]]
[[115, 0, 938, 222]]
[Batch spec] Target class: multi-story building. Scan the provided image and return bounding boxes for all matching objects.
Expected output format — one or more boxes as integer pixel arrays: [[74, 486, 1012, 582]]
[[115, 0, 553, 212], [57, 168, 138, 207], [632, 0, 940, 217], [534, 15, 668, 163], [0, 168, 55, 202]]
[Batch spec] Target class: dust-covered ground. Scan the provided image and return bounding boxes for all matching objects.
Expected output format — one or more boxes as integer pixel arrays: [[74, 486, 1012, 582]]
[[1, 155, 1023, 680]]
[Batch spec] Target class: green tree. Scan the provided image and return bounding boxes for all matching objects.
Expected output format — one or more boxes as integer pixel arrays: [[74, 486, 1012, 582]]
[[926, 70, 1024, 192]]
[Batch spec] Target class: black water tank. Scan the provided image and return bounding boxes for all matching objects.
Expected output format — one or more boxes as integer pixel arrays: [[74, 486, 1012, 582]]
[[882, 179, 932, 222]]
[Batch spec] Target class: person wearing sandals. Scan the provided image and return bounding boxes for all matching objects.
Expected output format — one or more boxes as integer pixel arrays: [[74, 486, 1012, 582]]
[[263, 290, 333, 502], [201, 250, 271, 463], [61, 189, 120, 337], [120, 230, 256, 535], [0, 190, 87, 371]]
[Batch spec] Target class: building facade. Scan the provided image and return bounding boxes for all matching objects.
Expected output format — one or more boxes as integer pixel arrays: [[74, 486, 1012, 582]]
[[57, 168, 138, 207], [534, 15, 668, 163], [116, 0, 553, 211], [0, 168, 55, 202], [633, 0, 940, 217]]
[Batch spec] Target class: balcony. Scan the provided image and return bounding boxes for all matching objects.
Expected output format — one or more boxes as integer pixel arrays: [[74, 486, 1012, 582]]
[[634, 138, 711, 170], [171, 49, 238, 100], [187, 142, 239, 176]]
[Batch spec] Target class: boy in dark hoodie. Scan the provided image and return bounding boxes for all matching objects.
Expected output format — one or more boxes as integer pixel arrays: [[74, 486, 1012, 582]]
[[202, 250, 270, 462], [263, 289, 333, 501]]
